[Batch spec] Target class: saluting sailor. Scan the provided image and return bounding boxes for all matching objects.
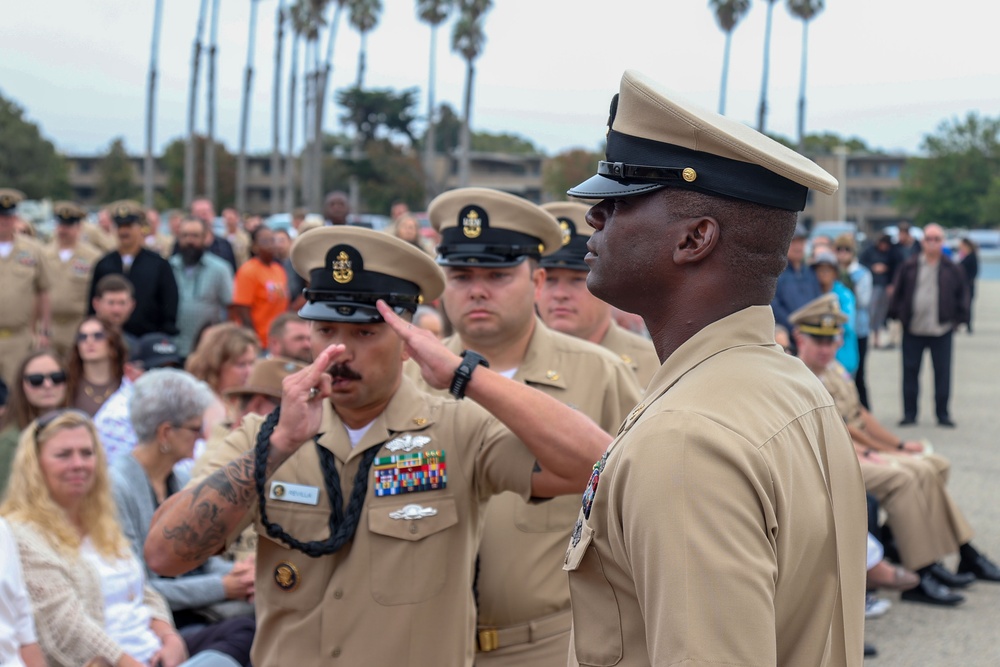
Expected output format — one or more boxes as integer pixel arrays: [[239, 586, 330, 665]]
[[145, 226, 611, 667]]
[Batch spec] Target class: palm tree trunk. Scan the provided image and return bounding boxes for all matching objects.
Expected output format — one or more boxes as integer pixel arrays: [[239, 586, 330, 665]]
[[756, 0, 776, 133], [348, 31, 367, 214], [144, 0, 164, 209], [237, 0, 261, 214], [796, 19, 810, 152], [271, 0, 285, 215], [423, 23, 439, 204], [718, 29, 732, 115], [184, 0, 210, 208], [204, 0, 221, 206], [302, 39, 315, 213], [285, 33, 300, 213], [458, 57, 474, 187], [315, 3, 344, 214]]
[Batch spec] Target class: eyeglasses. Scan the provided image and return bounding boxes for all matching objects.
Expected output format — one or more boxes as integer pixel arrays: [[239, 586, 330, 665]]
[[34, 408, 91, 439], [76, 331, 107, 343], [835, 246, 853, 252], [172, 423, 204, 436], [24, 372, 67, 388], [924, 236, 944, 242]]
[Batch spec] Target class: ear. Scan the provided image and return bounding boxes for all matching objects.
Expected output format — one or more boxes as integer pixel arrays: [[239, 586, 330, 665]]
[[673, 217, 719, 265], [532, 265, 547, 300], [155, 421, 172, 443]]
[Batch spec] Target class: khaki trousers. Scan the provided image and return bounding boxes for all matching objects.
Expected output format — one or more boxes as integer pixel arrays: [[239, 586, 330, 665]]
[[475, 609, 572, 667], [0, 329, 34, 387]]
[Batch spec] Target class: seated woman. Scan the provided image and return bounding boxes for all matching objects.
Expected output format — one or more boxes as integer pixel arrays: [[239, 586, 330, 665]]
[[65, 317, 127, 417], [184, 323, 259, 439], [0, 351, 68, 495], [110, 369, 254, 661], [0, 516, 45, 667], [0, 410, 242, 667]]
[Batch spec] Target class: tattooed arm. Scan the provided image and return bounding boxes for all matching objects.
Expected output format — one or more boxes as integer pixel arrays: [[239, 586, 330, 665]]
[[145, 344, 345, 577]]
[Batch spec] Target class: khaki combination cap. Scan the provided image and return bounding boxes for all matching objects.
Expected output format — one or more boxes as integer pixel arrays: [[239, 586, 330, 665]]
[[224, 358, 305, 399], [568, 70, 838, 211], [539, 202, 594, 271], [54, 201, 86, 224], [430, 187, 563, 267], [789, 293, 847, 338], [291, 225, 445, 323], [108, 200, 146, 226], [0, 188, 25, 215]]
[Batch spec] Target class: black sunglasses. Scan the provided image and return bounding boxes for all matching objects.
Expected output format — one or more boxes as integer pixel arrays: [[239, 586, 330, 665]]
[[76, 331, 107, 343], [24, 372, 67, 388]]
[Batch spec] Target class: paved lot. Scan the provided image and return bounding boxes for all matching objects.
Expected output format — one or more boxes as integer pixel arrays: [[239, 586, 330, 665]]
[[862, 278, 1000, 665]]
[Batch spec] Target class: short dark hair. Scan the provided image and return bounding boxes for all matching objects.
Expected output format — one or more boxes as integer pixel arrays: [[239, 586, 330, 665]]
[[268, 312, 305, 342], [94, 274, 135, 299]]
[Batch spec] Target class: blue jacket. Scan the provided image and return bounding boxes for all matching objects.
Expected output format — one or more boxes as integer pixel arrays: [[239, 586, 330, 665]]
[[832, 281, 859, 375], [772, 262, 821, 330]]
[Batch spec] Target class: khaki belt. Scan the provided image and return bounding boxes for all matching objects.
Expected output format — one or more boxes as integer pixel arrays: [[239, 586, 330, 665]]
[[52, 313, 83, 324], [0, 329, 16, 338], [477, 608, 572, 653]]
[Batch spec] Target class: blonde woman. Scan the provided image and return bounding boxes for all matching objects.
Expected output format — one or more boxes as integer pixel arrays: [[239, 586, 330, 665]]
[[0, 411, 239, 667]]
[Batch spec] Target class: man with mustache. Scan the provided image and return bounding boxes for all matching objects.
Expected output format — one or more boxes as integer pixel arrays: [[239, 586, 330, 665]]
[[146, 226, 611, 666], [414, 188, 641, 667]]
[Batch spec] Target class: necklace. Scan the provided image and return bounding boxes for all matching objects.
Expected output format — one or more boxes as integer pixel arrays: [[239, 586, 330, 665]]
[[83, 381, 115, 405]]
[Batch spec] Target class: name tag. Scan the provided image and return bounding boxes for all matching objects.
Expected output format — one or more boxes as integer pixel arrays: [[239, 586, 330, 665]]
[[269, 481, 320, 506]]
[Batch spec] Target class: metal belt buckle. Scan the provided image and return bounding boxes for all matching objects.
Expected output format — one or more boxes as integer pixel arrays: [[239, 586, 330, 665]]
[[0, 329, 12, 339], [478, 628, 499, 652]]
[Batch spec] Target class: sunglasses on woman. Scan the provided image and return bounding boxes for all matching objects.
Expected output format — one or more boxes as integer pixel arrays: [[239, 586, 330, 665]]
[[24, 372, 68, 388], [76, 331, 107, 343]]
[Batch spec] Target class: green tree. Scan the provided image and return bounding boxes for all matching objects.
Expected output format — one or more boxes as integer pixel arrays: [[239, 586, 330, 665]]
[[896, 113, 1000, 228], [161, 135, 237, 210], [97, 138, 141, 203], [978, 175, 1000, 227], [337, 87, 420, 145], [0, 93, 70, 199], [543, 148, 602, 200], [787, 0, 825, 150], [471, 131, 537, 154], [709, 0, 751, 115]]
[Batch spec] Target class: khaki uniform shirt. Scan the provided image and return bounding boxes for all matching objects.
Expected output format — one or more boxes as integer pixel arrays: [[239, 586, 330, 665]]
[[81, 222, 118, 254], [42, 241, 101, 325], [0, 236, 50, 330], [599, 321, 660, 390], [411, 319, 642, 629], [820, 361, 866, 431], [214, 377, 537, 667], [563, 306, 866, 667]]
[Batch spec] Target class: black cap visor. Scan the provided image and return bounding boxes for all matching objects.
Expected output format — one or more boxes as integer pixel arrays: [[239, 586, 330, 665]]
[[299, 290, 419, 323]]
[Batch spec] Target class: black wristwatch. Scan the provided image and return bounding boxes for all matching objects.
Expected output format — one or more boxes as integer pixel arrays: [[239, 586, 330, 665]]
[[450, 351, 489, 399]]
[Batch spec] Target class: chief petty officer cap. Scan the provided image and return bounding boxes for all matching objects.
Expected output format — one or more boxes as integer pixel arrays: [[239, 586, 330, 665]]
[[539, 202, 594, 272], [291, 225, 445, 323], [568, 70, 839, 212], [789, 293, 847, 339], [53, 201, 85, 225], [0, 189, 25, 215], [429, 187, 564, 267], [108, 200, 145, 226]]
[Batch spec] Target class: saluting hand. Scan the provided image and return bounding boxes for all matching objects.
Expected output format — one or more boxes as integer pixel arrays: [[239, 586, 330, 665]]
[[270, 343, 344, 458], [377, 300, 462, 390]]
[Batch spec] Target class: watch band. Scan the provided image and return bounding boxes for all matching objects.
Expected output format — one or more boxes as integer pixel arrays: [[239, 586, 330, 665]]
[[450, 350, 489, 400]]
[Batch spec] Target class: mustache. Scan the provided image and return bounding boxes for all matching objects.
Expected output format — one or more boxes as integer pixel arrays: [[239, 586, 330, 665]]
[[327, 363, 362, 381]]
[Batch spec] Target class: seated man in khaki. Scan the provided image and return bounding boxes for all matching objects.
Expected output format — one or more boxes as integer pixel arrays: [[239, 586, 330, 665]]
[[791, 294, 1000, 606]]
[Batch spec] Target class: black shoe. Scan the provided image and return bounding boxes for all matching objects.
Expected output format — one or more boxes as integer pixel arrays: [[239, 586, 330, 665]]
[[898, 418, 917, 426], [958, 554, 1000, 582], [937, 418, 956, 428], [928, 563, 976, 588], [864, 643, 878, 658], [901, 573, 965, 606]]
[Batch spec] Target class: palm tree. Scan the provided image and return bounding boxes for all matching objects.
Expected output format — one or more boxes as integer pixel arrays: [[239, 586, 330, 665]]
[[416, 0, 454, 202], [452, 0, 491, 187], [184, 0, 210, 208], [757, 0, 777, 133], [709, 0, 750, 115], [204, 0, 222, 207], [347, 0, 383, 212], [144, 0, 165, 209], [285, 10, 301, 212], [271, 0, 286, 214], [237, 0, 262, 214], [787, 0, 824, 151], [313, 1, 346, 213], [288, 0, 325, 211]]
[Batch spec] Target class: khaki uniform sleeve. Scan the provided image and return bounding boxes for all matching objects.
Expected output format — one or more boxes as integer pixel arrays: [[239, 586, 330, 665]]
[[32, 245, 51, 293], [605, 359, 642, 433], [615, 414, 778, 665]]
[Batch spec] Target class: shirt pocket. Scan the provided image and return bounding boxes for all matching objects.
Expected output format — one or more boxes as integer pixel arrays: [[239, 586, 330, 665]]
[[564, 522, 624, 667], [257, 504, 336, 611], [367, 496, 458, 606]]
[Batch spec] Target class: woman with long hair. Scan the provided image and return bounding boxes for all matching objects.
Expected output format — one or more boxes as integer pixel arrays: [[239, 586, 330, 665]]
[[65, 317, 126, 417], [0, 351, 68, 495], [184, 324, 258, 433], [0, 411, 241, 667]]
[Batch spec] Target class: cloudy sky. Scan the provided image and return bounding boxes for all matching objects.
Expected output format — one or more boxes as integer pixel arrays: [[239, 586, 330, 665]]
[[2, 0, 997, 158]]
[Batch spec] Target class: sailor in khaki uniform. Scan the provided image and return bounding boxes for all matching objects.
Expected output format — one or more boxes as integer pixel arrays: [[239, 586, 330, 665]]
[[42, 201, 102, 359], [538, 201, 659, 389], [560, 70, 866, 666], [0, 189, 51, 386], [792, 294, 1000, 606], [413, 188, 640, 667], [145, 226, 610, 667]]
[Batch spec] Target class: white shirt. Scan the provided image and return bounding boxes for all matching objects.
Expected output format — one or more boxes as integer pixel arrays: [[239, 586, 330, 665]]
[[0, 518, 36, 667], [94, 378, 136, 464]]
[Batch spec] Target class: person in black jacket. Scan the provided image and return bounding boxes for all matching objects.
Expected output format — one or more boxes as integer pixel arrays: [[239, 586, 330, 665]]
[[859, 233, 899, 349], [888, 224, 969, 428], [957, 237, 979, 333], [88, 201, 179, 337]]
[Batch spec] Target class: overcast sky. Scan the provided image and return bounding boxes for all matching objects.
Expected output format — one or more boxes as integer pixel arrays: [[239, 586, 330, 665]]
[[2, 0, 997, 159]]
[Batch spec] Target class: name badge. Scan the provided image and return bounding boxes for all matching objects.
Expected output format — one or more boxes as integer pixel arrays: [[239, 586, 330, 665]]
[[269, 481, 320, 506]]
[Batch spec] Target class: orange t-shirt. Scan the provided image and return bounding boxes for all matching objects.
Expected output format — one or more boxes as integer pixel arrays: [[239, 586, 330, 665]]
[[232, 257, 289, 346]]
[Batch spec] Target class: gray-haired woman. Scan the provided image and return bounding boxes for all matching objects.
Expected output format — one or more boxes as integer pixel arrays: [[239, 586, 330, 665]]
[[110, 369, 255, 667]]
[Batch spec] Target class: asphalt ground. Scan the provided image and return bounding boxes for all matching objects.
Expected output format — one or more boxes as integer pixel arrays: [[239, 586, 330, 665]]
[[861, 278, 1000, 665]]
